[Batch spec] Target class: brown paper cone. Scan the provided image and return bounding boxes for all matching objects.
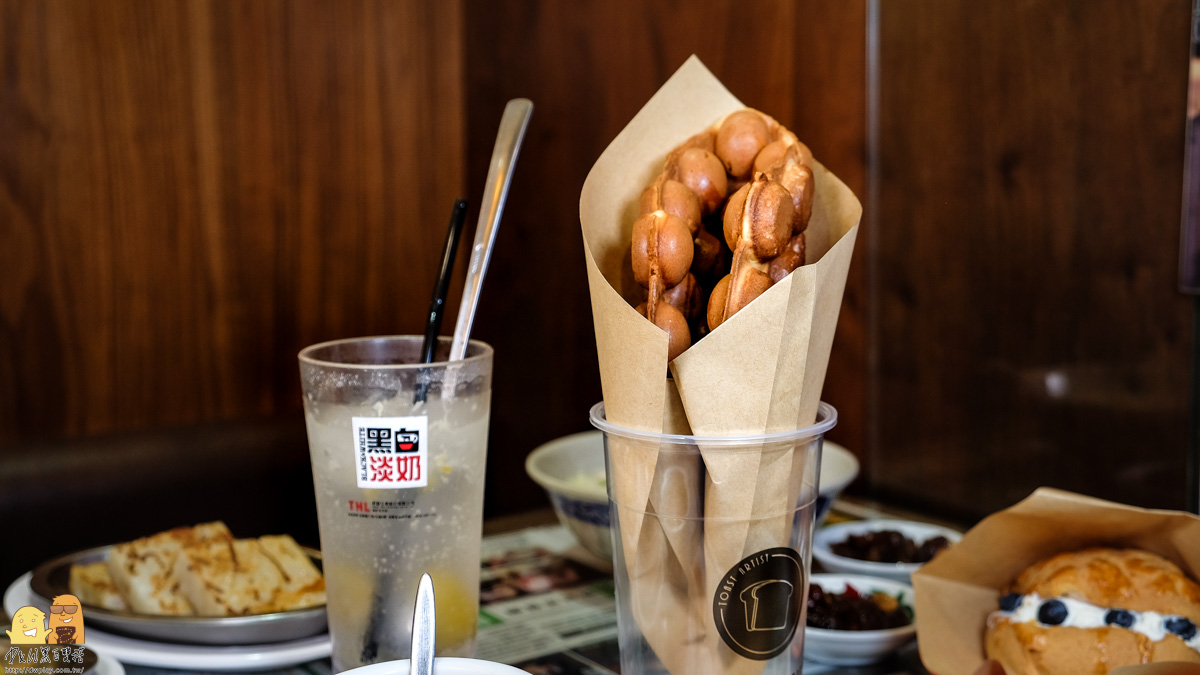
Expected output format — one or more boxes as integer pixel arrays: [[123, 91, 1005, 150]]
[[606, 379, 696, 569], [628, 499, 710, 674], [582, 55, 861, 674], [602, 380, 710, 673], [646, 435, 704, 592], [914, 488, 1200, 675]]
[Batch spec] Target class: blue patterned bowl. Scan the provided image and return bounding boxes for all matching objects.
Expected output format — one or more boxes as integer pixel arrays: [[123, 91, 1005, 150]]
[[525, 431, 611, 561], [817, 441, 860, 527]]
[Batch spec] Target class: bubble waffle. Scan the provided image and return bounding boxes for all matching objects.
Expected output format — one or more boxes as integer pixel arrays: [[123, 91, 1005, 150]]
[[631, 108, 815, 359]]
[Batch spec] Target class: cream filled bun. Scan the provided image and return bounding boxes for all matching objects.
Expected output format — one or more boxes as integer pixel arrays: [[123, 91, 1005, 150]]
[[985, 548, 1200, 674]]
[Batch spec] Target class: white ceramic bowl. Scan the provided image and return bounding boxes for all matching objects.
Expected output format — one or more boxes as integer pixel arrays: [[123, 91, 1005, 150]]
[[812, 518, 962, 583], [525, 430, 612, 561], [816, 441, 859, 527], [803, 573, 917, 666], [342, 657, 526, 675], [526, 433, 860, 560]]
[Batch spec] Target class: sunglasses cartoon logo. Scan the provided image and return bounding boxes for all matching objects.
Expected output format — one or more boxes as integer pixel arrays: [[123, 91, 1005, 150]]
[[47, 595, 85, 645], [5, 594, 85, 645]]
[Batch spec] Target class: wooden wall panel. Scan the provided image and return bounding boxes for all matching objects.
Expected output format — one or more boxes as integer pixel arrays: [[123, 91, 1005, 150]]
[[0, 0, 465, 581], [871, 0, 1194, 520], [0, 0, 465, 443], [461, 0, 868, 514]]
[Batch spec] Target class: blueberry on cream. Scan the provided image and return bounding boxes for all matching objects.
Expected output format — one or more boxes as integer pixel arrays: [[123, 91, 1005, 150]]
[[998, 593, 1021, 612], [991, 593, 1200, 654], [1105, 609, 1134, 629], [1167, 617, 1198, 641], [1036, 599, 1067, 626]]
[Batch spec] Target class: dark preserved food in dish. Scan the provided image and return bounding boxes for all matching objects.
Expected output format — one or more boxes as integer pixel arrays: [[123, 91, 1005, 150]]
[[830, 529, 950, 563], [806, 582, 911, 631]]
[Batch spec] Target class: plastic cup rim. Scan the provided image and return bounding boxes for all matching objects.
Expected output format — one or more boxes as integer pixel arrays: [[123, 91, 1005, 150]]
[[588, 400, 837, 445], [297, 335, 493, 370]]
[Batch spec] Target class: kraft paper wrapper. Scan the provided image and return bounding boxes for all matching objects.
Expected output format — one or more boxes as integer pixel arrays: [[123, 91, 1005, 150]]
[[914, 488, 1200, 675], [581, 55, 861, 673]]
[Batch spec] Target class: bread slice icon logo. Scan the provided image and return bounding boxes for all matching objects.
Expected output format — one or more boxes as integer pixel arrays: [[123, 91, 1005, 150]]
[[739, 579, 795, 632], [713, 547, 804, 659]]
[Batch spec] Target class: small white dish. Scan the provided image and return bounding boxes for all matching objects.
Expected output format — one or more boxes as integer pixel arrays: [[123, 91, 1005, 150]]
[[343, 656, 527, 674], [803, 573, 916, 666], [4, 573, 331, 671], [525, 431, 611, 561], [813, 519, 962, 583]]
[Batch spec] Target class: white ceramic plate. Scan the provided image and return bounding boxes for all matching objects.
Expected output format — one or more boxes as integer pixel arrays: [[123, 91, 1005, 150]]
[[813, 518, 961, 583], [804, 573, 916, 666], [5, 573, 331, 670], [92, 651, 125, 675]]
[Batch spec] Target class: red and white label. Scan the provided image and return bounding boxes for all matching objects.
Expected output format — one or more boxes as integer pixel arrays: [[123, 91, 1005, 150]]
[[351, 416, 429, 489]]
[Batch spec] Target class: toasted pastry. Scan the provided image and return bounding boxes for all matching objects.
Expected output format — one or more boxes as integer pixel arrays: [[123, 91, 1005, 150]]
[[105, 521, 232, 615], [173, 538, 285, 616], [257, 535, 326, 610], [985, 548, 1200, 675], [68, 562, 128, 611]]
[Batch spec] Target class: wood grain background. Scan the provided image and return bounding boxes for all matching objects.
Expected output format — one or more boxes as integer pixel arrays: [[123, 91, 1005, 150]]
[[1, 0, 466, 440], [0, 0, 471, 577], [871, 0, 1194, 519], [0, 0, 1194, 586]]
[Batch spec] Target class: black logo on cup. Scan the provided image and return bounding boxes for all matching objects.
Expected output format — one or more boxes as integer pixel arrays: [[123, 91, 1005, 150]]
[[712, 547, 804, 660]]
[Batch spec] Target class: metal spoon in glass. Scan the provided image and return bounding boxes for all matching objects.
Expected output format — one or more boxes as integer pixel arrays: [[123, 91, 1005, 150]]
[[449, 98, 534, 360]]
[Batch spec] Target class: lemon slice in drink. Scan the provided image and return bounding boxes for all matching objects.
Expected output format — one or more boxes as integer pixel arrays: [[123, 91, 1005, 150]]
[[431, 571, 478, 652]]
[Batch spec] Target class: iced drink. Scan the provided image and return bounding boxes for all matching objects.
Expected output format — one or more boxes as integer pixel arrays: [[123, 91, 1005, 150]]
[[299, 336, 493, 672]]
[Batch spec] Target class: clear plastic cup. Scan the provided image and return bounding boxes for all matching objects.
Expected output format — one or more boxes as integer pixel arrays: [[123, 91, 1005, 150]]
[[590, 401, 836, 675], [299, 336, 493, 672]]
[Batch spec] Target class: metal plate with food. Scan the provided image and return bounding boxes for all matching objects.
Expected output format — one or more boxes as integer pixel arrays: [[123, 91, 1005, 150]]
[[30, 544, 327, 646]]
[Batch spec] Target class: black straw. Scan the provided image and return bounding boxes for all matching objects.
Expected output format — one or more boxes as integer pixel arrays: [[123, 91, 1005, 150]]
[[413, 199, 469, 405], [360, 199, 468, 665], [421, 199, 469, 365]]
